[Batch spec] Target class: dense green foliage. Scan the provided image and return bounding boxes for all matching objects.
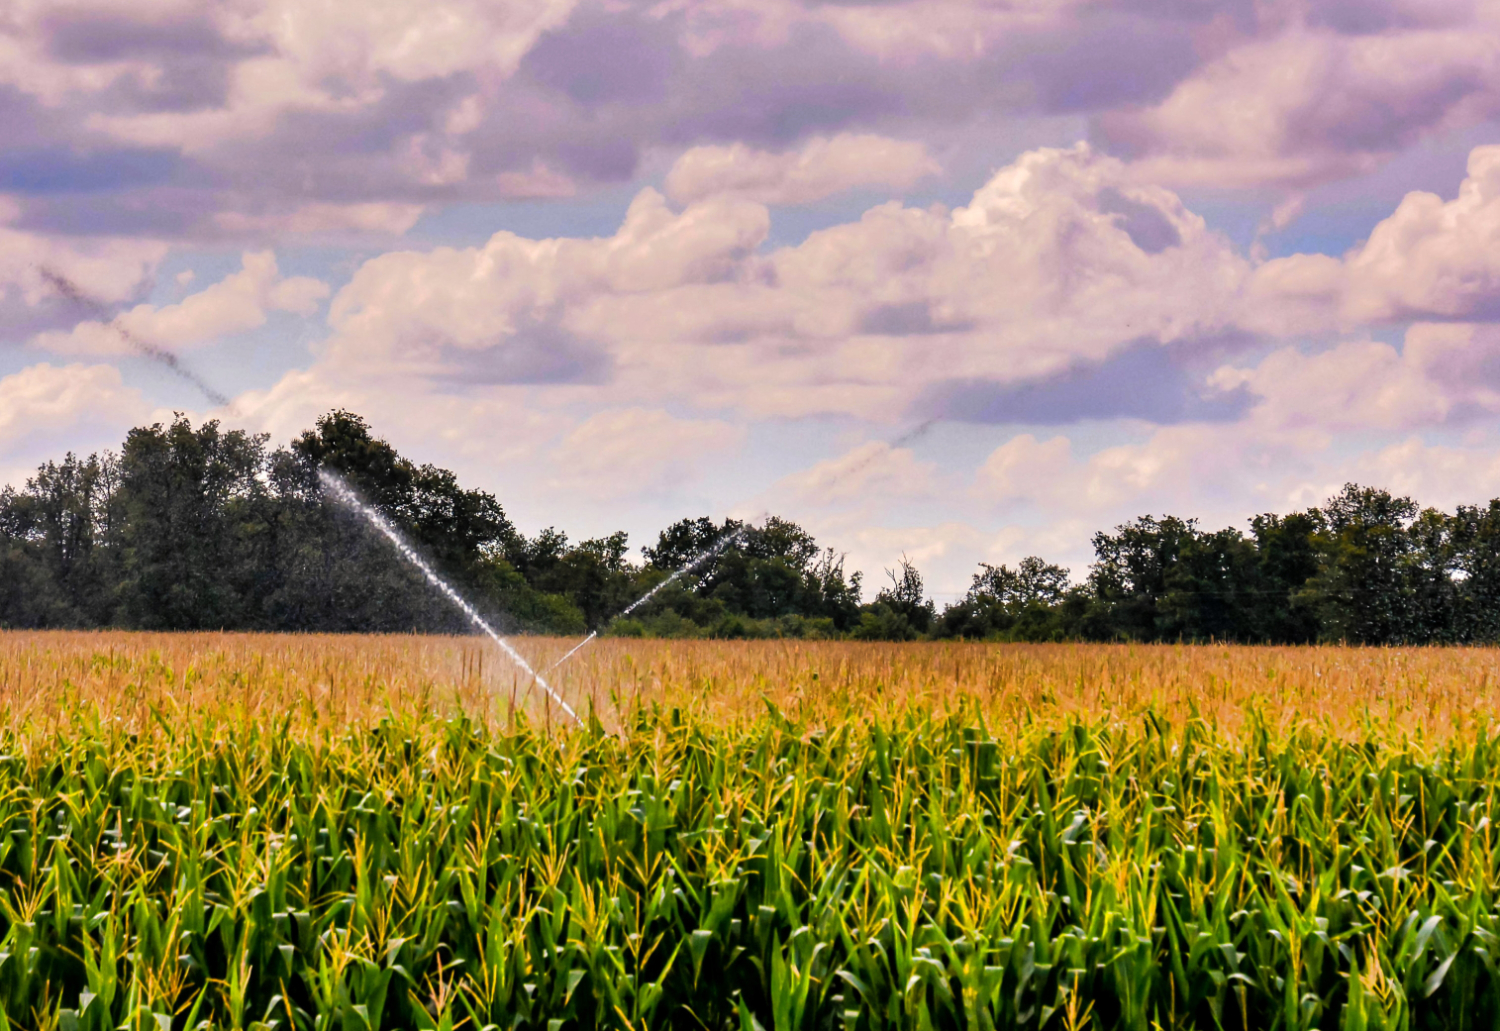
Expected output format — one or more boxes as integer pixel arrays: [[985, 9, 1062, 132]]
[[4, 701, 1500, 1029], [941, 488, 1500, 645], [0, 412, 863, 638], [8, 411, 1500, 643]]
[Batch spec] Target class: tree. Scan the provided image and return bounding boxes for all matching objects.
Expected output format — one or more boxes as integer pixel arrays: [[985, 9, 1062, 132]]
[[1249, 511, 1323, 642], [1300, 484, 1422, 644], [636, 516, 863, 635], [854, 556, 934, 640], [969, 557, 1071, 608], [110, 417, 273, 630], [0, 452, 118, 627], [509, 528, 633, 631], [1156, 527, 1262, 642], [1451, 501, 1500, 642], [935, 557, 1075, 640], [1085, 515, 1199, 640]]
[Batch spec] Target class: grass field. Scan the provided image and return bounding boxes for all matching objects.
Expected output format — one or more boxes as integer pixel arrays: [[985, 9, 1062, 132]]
[[3, 632, 1500, 1029]]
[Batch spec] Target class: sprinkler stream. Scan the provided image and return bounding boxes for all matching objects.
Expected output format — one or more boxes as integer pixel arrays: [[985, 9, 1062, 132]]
[[318, 468, 582, 726], [542, 523, 750, 677]]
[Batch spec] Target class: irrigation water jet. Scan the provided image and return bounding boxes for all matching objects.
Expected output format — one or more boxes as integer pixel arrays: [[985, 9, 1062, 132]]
[[318, 468, 582, 726], [619, 525, 748, 618], [39, 267, 233, 410], [542, 523, 750, 677]]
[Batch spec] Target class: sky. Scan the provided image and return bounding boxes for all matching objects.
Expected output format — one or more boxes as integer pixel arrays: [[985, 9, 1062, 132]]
[[4, 0, 1500, 600]]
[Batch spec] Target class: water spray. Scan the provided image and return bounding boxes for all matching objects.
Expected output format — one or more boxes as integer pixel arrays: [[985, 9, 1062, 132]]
[[542, 632, 597, 675], [318, 468, 582, 726], [38, 267, 233, 410], [621, 524, 748, 618], [542, 523, 750, 677]]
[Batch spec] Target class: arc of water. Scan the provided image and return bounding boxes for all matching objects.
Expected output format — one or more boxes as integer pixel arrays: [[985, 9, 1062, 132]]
[[543, 632, 597, 675], [543, 524, 750, 678], [620, 525, 748, 618], [318, 469, 582, 726]]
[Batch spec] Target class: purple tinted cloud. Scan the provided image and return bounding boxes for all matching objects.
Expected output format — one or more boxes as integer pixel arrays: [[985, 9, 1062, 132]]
[[0, 0, 1494, 243], [0, 148, 183, 194], [914, 344, 1254, 426], [434, 319, 615, 386]]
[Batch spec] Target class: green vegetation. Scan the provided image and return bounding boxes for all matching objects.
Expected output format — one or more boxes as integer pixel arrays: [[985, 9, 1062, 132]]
[[7, 410, 1500, 644], [4, 696, 1500, 1029]]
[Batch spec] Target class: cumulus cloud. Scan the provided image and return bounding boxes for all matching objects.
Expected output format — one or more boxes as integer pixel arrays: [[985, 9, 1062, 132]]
[[774, 439, 936, 505], [1210, 340, 1447, 433], [0, 361, 150, 451], [1349, 436, 1500, 507], [32, 251, 328, 355], [319, 187, 768, 387], [665, 134, 940, 206], [1237, 145, 1500, 334], [544, 407, 744, 500], [0, 227, 167, 339], [4, 0, 1494, 244], [1342, 146, 1500, 321], [311, 143, 1252, 420], [231, 364, 572, 472], [1211, 324, 1500, 435], [1105, 24, 1500, 189]]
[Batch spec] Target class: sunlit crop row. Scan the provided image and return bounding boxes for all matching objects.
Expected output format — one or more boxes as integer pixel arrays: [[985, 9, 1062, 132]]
[[2, 632, 1500, 1029]]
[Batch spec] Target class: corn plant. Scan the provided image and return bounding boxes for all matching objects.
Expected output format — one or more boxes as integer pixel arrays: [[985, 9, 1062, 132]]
[[1, 686, 1500, 1030]]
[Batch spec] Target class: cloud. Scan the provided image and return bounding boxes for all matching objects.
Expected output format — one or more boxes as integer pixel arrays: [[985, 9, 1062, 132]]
[[1103, 25, 1500, 188], [916, 344, 1253, 426], [211, 202, 426, 238], [320, 187, 769, 385], [0, 361, 150, 451], [974, 434, 1076, 507], [231, 363, 571, 466], [32, 251, 328, 355], [544, 407, 744, 500], [0, 226, 167, 340], [1209, 340, 1450, 434], [774, 439, 936, 505], [665, 134, 940, 205], [1342, 146, 1500, 321], [280, 142, 1277, 425], [2, 0, 1494, 244], [1210, 323, 1500, 434], [972, 422, 1324, 523], [1238, 145, 1500, 333], [1349, 436, 1500, 508]]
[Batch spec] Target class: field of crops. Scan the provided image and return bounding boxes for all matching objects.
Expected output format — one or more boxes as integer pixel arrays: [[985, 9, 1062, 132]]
[[3, 633, 1500, 1030]]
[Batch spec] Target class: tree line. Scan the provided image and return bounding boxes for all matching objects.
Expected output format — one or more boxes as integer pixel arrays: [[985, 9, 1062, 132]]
[[4, 410, 1500, 644]]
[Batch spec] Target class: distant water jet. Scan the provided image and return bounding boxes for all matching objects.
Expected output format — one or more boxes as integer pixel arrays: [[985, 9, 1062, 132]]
[[38, 266, 233, 410], [318, 468, 582, 726], [544, 523, 749, 677], [620, 524, 748, 619]]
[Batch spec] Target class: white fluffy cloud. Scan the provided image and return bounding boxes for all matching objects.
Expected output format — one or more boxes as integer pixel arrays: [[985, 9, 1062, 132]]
[[0, 362, 150, 451], [544, 408, 743, 501], [1210, 324, 1500, 436], [665, 135, 940, 206], [1241, 146, 1500, 333], [773, 440, 936, 505], [0, 226, 166, 313], [1344, 146, 1500, 322], [32, 251, 328, 355], [7, 0, 578, 148], [1107, 22, 1500, 189], [312, 143, 1250, 420]]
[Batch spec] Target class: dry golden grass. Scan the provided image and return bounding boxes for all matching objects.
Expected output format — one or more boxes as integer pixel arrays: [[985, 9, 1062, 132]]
[[3, 629, 1500, 741]]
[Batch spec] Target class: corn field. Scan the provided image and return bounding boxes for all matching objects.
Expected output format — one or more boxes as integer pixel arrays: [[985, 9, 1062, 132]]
[[3, 633, 1500, 1029]]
